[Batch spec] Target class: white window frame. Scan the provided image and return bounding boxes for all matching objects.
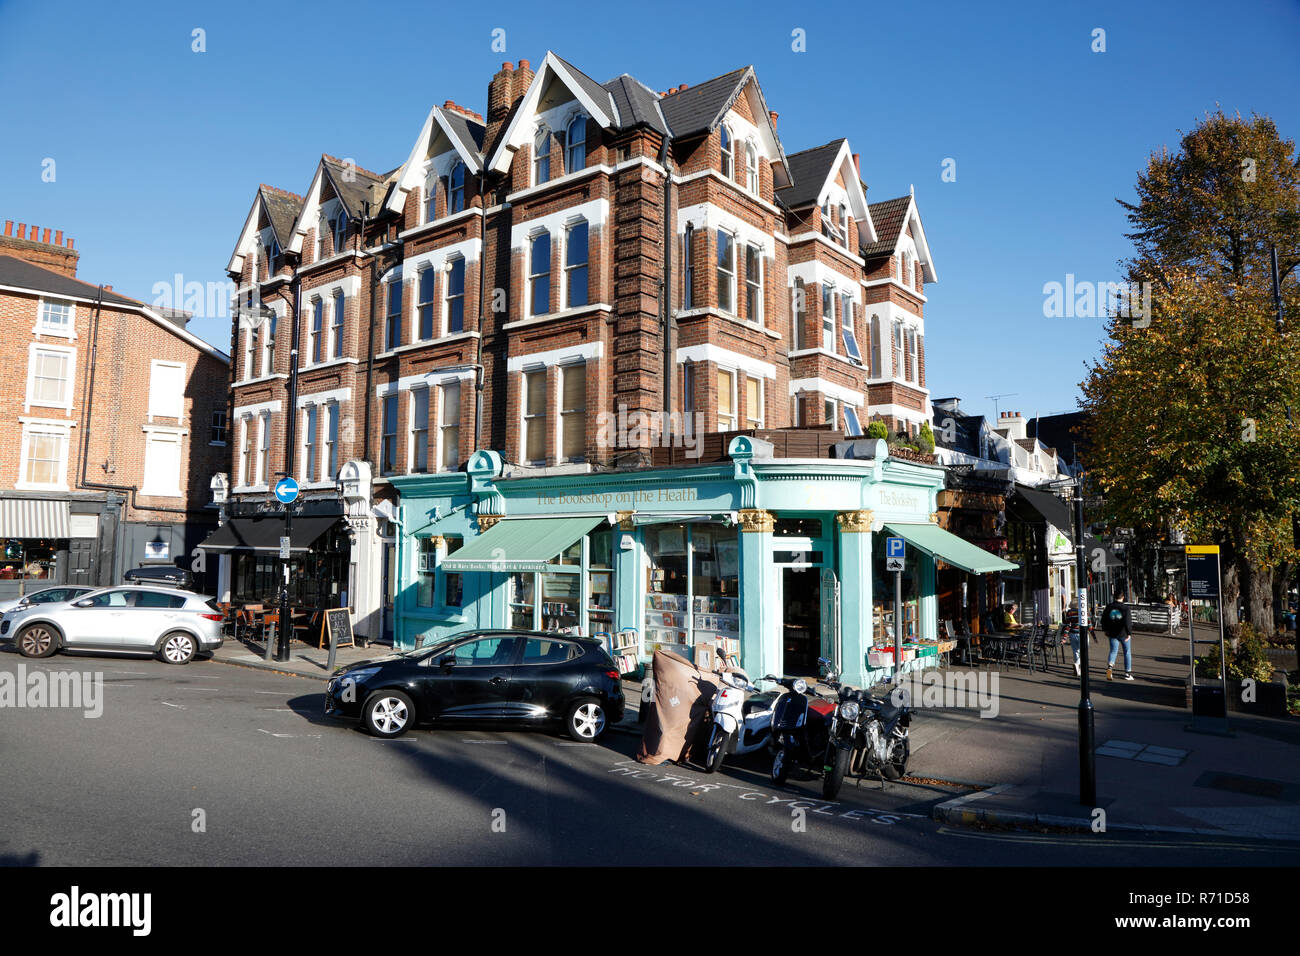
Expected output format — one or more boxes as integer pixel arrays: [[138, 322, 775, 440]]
[[243, 327, 256, 382], [325, 402, 340, 480], [331, 290, 345, 359], [256, 412, 271, 487], [559, 362, 586, 463], [566, 115, 587, 174], [35, 297, 76, 339], [16, 419, 73, 491], [824, 397, 839, 428], [147, 359, 186, 422], [424, 166, 439, 224], [444, 256, 466, 334], [716, 229, 736, 315], [534, 127, 552, 186], [744, 243, 763, 325], [237, 416, 252, 487], [745, 141, 759, 196], [417, 267, 436, 342], [448, 162, 466, 214], [409, 387, 431, 474], [843, 405, 863, 437], [333, 212, 348, 254], [522, 369, 548, 464], [210, 409, 228, 447], [720, 125, 733, 180], [438, 381, 461, 472], [744, 375, 764, 430], [841, 295, 861, 365], [309, 297, 324, 364], [302, 404, 319, 483], [141, 426, 185, 498], [261, 312, 276, 377], [25, 343, 76, 413], [821, 284, 835, 352], [717, 367, 738, 432], [528, 229, 551, 318], [563, 217, 589, 311]]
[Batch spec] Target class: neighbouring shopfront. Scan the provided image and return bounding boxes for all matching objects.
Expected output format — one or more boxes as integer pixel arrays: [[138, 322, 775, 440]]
[[389, 438, 1014, 687], [198, 511, 351, 609]]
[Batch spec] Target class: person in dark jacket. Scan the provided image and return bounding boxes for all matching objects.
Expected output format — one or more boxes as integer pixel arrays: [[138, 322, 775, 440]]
[[1100, 595, 1133, 681]]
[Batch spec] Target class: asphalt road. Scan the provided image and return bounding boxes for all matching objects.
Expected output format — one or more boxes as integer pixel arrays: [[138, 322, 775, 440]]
[[0, 648, 1292, 867]]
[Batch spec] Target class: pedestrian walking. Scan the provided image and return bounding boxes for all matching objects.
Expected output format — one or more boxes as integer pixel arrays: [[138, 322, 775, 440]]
[[1100, 594, 1134, 681]]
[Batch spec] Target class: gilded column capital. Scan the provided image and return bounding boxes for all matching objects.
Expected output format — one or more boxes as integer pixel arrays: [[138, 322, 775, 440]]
[[836, 509, 875, 533], [616, 510, 636, 531], [427, 535, 445, 550], [929, 512, 940, 524], [476, 514, 502, 532], [737, 509, 775, 533]]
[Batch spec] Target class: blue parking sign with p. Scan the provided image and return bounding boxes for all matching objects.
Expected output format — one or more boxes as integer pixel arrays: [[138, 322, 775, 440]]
[[886, 536, 904, 558]]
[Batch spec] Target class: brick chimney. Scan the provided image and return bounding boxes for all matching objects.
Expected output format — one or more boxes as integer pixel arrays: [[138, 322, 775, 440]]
[[769, 111, 778, 131], [998, 410, 1026, 441], [485, 58, 535, 157], [1, 219, 79, 277]]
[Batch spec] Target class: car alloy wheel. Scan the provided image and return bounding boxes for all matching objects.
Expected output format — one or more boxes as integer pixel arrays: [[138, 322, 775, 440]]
[[17, 625, 57, 659], [566, 699, 606, 741], [364, 691, 413, 739], [161, 632, 196, 664]]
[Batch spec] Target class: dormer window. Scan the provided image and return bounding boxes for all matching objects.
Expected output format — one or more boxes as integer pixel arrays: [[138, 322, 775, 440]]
[[333, 213, 348, 254], [316, 215, 327, 259], [449, 162, 466, 214], [534, 128, 552, 185], [266, 237, 281, 275], [424, 169, 438, 223], [720, 125, 733, 180], [566, 116, 586, 173]]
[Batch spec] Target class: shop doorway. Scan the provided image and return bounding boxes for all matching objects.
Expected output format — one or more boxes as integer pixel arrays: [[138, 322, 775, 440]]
[[780, 567, 822, 675]]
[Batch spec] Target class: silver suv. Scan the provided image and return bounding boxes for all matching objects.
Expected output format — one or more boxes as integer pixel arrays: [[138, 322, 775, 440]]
[[2, 586, 225, 664]]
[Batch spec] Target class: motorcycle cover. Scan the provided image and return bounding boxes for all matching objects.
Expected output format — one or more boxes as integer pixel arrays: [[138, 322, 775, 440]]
[[635, 648, 717, 766]]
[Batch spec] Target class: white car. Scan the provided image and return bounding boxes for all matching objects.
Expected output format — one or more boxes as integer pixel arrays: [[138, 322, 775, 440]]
[[0, 585, 94, 614], [2, 585, 225, 664]]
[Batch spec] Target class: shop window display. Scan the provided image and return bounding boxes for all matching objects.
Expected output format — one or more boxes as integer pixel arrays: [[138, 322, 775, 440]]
[[643, 523, 739, 663]]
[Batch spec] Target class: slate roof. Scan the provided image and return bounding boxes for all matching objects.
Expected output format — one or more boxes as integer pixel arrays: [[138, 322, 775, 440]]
[[321, 156, 390, 220], [259, 185, 303, 247], [861, 195, 910, 258], [657, 66, 749, 137], [774, 140, 845, 210], [438, 108, 486, 163], [0, 254, 142, 307], [552, 53, 618, 123], [602, 74, 668, 135]]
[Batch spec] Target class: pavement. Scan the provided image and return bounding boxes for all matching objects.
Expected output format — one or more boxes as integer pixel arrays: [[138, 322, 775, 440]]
[[207, 628, 1300, 843]]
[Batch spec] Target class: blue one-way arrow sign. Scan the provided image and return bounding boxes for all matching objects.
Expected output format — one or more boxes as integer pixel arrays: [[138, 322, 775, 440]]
[[274, 477, 299, 504]]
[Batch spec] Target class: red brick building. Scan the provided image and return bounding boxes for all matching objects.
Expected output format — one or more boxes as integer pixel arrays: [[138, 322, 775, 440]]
[[218, 53, 936, 638], [0, 220, 231, 600]]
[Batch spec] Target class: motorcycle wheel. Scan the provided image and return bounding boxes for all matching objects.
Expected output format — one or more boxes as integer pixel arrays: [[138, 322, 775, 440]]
[[705, 725, 731, 774], [770, 746, 790, 785], [823, 745, 851, 800], [882, 737, 910, 780]]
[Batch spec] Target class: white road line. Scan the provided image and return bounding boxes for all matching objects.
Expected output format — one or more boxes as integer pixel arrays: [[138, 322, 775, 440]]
[[462, 739, 509, 745], [257, 729, 322, 739], [259, 708, 297, 713], [160, 701, 186, 710], [191, 675, 222, 680], [253, 691, 286, 695]]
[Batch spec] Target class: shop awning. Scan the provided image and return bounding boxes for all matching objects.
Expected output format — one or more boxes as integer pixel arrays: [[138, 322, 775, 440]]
[[442, 516, 606, 573], [883, 522, 1018, 574], [197, 515, 341, 553], [0, 498, 71, 539], [1013, 485, 1075, 539]]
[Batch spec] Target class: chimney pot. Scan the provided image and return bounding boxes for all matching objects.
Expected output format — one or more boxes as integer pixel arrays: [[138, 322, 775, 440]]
[[769, 111, 779, 130], [17, 224, 26, 240], [517, 59, 530, 72], [67, 238, 74, 250], [42, 228, 51, 244], [3, 221, 11, 237], [679, 82, 688, 91], [444, 99, 455, 109], [54, 230, 63, 246], [502, 61, 513, 72]]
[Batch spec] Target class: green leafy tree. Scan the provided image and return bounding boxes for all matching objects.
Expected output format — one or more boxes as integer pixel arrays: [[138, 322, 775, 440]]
[[1084, 111, 1300, 632], [917, 422, 935, 454], [865, 421, 889, 441]]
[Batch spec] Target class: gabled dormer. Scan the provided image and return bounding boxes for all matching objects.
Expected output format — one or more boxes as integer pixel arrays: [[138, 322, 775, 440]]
[[776, 139, 875, 253], [288, 156, 392, 265], [485, 51, 622, 188], [226, 185, 302, 283], [387, 102, 486, 227], [861, 190, 938, 289]]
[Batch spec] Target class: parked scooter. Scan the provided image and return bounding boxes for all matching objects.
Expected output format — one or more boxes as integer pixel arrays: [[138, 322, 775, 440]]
[[765, 673, 837, 785], [698, 668, 777, 773]]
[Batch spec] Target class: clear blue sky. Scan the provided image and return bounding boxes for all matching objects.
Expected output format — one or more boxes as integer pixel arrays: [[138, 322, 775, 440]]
[[3, 0, 1297, 423]]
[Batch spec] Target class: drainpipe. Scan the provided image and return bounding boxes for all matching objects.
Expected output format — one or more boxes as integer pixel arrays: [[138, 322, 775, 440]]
[[660, 134, 674, 418], [362, 201, 377, 466], [474, 175, 488, 453]]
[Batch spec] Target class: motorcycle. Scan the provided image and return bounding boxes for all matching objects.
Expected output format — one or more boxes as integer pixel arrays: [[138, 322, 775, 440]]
[[698, 668, 777, 773], [765, 673, 837, 785], [827, 688, 913, 799]]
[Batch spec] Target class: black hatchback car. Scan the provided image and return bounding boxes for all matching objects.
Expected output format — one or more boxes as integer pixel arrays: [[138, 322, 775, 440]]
[[324, 630, 625, 741]]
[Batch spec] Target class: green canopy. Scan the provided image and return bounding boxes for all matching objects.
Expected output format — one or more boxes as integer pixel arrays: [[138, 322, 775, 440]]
[[440, 516, 606, 573], [883, 522, 1017, 574]]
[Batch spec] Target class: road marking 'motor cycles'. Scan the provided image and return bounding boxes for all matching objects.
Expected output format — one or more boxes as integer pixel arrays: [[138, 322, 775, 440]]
[[607, 760, 924, 825]]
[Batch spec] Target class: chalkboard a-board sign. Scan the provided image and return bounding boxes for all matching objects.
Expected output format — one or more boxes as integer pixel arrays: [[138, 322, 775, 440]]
[[325, 608, 355, 650]]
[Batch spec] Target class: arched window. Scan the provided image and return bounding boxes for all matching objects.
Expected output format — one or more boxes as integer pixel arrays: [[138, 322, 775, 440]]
[[534, 128, 551, 185], [566, 115, 586, 173], [720, 125, 733, 179], [424, 168, 438, 223], [448, 162, 465, 214], [745, 141, 759, 195]]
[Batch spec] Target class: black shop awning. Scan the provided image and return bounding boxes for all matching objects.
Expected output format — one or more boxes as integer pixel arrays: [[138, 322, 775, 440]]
[[197, 515, 341, 554]]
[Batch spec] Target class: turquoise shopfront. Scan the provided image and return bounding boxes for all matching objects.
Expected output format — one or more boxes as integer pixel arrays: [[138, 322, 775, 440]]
[[388, 437, 1012, 687]]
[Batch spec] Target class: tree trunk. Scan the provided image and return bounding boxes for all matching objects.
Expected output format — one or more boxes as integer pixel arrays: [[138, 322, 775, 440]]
[[1247, 561, 1273, 639], [1222, 560, 1241, 632]]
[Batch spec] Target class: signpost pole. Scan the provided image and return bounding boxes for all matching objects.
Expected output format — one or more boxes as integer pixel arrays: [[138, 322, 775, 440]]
[[1186, 545, 1230, 735], [1074, 479, 1096, 807]]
